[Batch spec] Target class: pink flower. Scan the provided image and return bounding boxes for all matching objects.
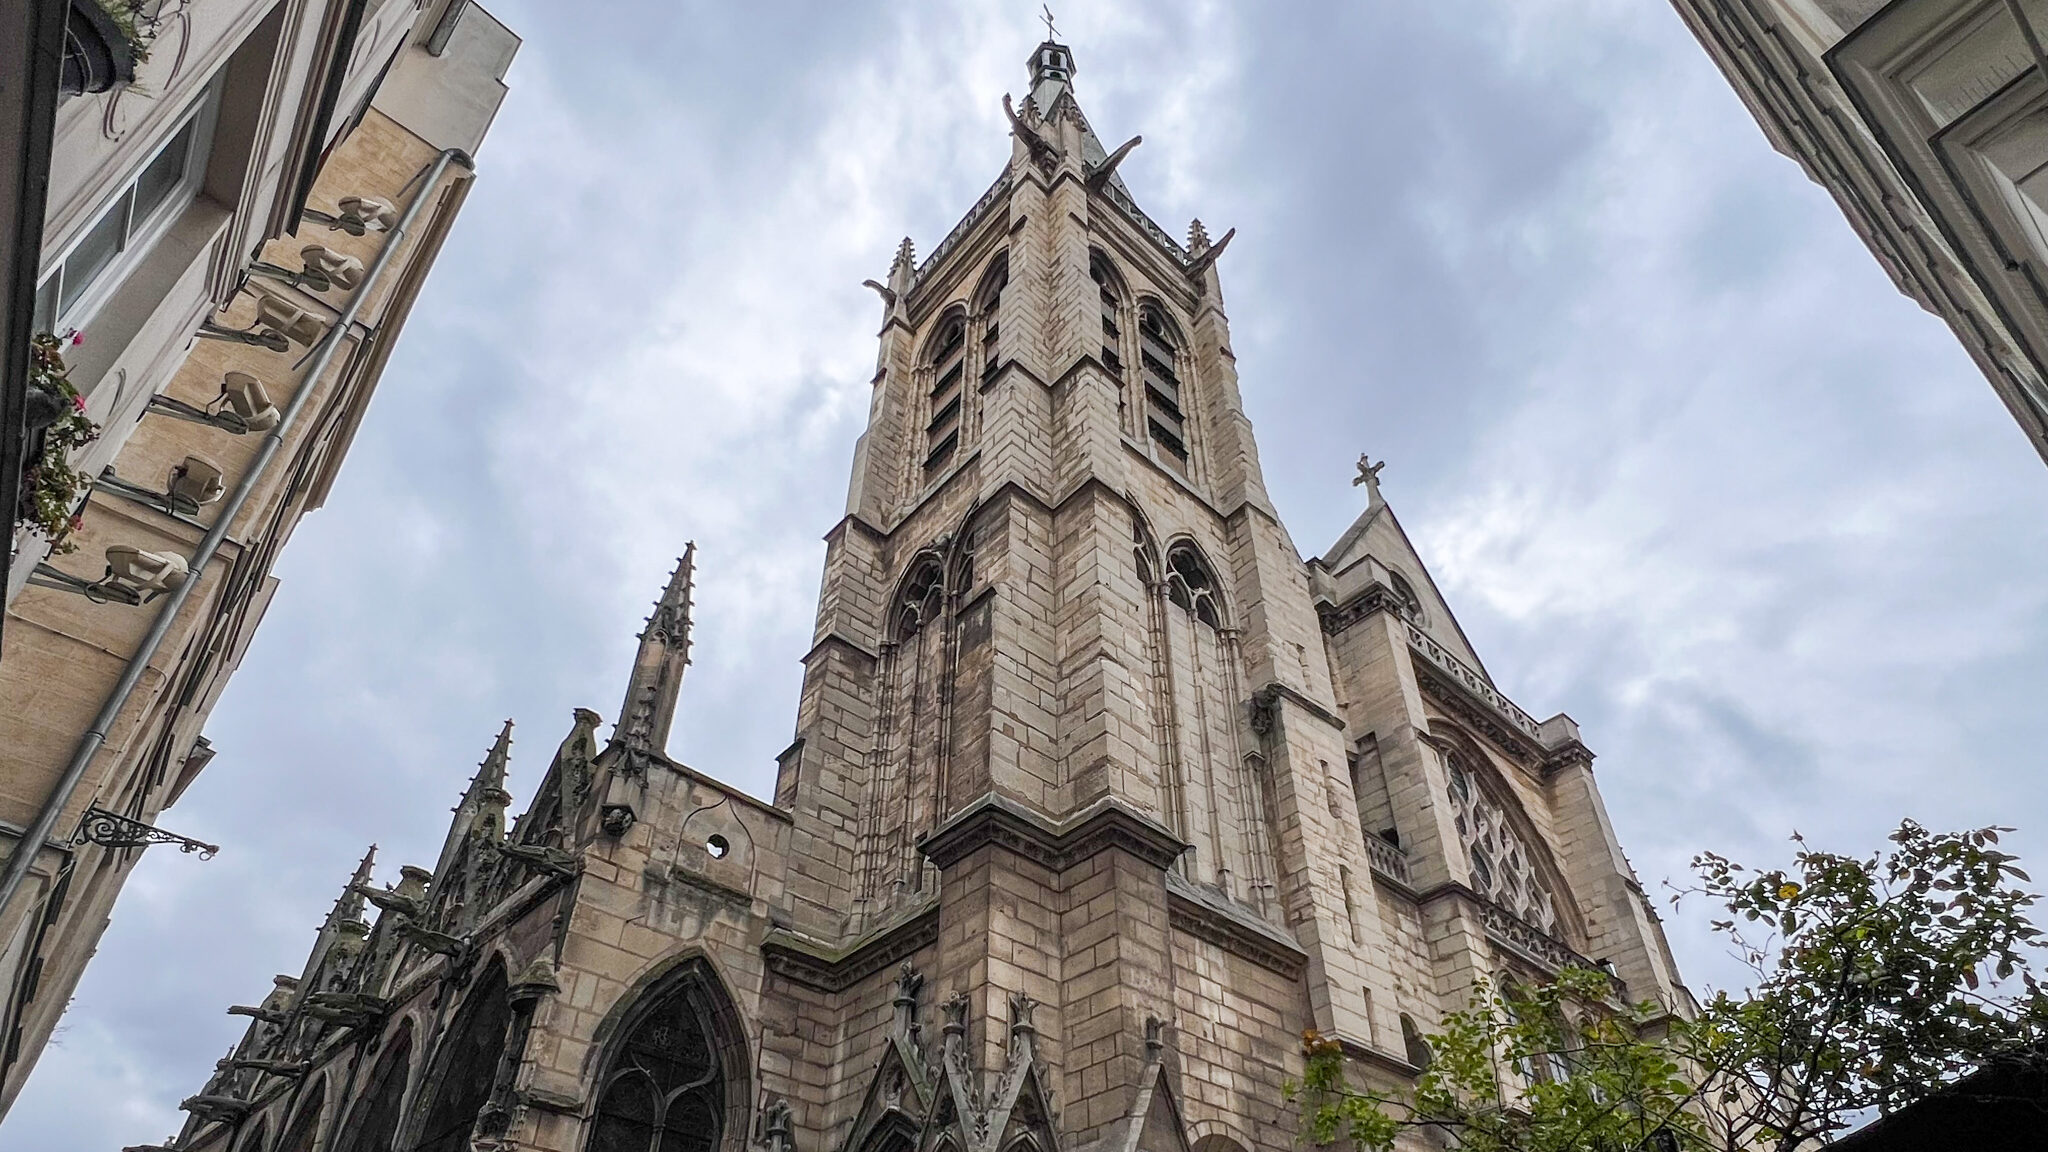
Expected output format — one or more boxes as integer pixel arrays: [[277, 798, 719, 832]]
[[69, 331, 83, 346], [72, 395, 86, 413], [68, 515, 83, 533]]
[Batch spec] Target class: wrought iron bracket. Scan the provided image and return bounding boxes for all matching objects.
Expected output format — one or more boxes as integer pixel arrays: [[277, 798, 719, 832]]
[[72, 806, 219, 858]]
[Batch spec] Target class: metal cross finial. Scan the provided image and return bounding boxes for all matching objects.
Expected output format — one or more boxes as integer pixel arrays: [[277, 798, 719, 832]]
[[1041, 4, 1058, 39]]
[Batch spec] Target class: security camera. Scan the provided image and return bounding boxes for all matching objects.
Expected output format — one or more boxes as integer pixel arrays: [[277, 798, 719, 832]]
[[299, 246, 365, 292], [167, 456, 226, 510], [219, 372, 280, 432]]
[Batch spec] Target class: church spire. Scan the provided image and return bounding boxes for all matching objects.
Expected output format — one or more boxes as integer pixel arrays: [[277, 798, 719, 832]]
[[615, 544, 696, 757]]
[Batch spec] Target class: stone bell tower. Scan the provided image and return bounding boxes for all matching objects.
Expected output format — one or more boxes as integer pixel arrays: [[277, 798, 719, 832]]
[[160, 35, 1691, 1152]]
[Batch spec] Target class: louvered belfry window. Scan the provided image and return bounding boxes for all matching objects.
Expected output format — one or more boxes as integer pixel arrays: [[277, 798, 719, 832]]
[[1140, 306, 1189, 472], [925, 315, 967, 474]]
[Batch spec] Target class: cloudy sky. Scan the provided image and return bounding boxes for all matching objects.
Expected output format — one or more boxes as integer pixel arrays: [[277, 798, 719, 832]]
[[15, 0, 2048, 1146]]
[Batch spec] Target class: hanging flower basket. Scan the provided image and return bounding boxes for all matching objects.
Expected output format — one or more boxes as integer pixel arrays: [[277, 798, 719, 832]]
[[62, 0, 156, 97], [16, 334, 101, 553]]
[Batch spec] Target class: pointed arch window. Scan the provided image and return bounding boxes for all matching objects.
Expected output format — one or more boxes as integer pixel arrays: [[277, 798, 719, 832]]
[[1163, 542, 1222, 629], [276, 1078, 326, 1152], [1091, 253, 1126, 383], [335, 1024, 411, 1152], [978, 255, 1008, 383], [416, 960, 511, 1152], [894, 557, 946, 639], [1139, 305, 1189, 472], [588, 966, 734, 1152], [1444, 751, 1560, 935], [925, 313, 968, 474]]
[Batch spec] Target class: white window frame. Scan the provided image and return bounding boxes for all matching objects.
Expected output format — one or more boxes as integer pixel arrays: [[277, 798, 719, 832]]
[[33, 82, 221, 336]]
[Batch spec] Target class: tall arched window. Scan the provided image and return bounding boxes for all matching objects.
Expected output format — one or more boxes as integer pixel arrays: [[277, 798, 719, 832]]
[[275, 1079, 325, 1152], [235, 1118, 270, 1152], [588, 966, 734, 1152], [335, 1023, 411, 1152], [977, 255, 1008, 386], [1139, 305, 1189, 473], [1444, 750, 1560, 935], [1091, 253, 1128, 419], [925, 313, 968, 475], [415, 959, 512, 1152]]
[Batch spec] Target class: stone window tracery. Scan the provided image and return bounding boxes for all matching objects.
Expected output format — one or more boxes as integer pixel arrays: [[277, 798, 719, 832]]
[[1163, 543, 1222, 628], [893, 558, 946, 639], [1444, 750, 1558, 935], [588, 976, 726, 1152]]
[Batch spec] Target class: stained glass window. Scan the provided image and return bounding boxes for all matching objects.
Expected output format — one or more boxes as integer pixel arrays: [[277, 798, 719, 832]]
[[588, 980, 724, 1152]]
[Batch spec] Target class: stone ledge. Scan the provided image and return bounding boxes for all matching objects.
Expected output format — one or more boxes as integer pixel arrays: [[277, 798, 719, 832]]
[[917, 792, 1186, 872], [761, 898, 940, 993], [1164, 871, 1307, 980]]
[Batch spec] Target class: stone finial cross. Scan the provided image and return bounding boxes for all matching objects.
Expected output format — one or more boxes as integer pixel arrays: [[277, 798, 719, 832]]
[[1041, 4, 1058, 39], [1353, 453, 1386, 502]]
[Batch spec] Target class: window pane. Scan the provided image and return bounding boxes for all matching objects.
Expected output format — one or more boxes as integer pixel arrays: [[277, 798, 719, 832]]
[[134, 119, 196, 224], [59, 189, 132, 317], [32, 274, 58, 333]]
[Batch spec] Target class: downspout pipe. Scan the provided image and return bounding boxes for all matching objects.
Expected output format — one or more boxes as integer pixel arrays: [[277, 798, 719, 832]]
[[0, 146, 474, 926]]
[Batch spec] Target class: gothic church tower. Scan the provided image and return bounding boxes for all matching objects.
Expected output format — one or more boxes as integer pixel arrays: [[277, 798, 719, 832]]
[[160, 37, 1692, 1152]]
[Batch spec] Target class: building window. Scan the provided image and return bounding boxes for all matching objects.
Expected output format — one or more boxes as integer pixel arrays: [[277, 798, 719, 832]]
[[588, 977, 726, 1152], [33, 93, 217, 334], [1444, 750, 1560, 935], [924, 313, 967, 474], [1091, 252, 1126, 387], [1164, 542, 1222, 628], [977, 254, 1007, 383], [1139, 305, 1189, 472]]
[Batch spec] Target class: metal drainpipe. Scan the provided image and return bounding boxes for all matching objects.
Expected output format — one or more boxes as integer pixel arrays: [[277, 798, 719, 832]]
[[0, 146, 474, 926]]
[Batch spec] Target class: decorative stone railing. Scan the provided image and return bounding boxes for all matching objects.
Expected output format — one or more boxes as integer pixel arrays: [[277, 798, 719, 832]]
[[916, 171, 1012, 284], [1406, 625, 1544, 744], [1364, 835, 1412, 887], [1478, 900, 1621, 999], [1099, 178, 1190, 268]]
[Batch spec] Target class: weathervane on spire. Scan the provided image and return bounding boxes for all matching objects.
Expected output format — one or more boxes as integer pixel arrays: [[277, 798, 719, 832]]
[[1041, 4, 1059, 39]]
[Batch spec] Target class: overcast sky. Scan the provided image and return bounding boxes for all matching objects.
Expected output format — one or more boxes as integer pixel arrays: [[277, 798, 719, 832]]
[[14, 1, 2048, 1146]]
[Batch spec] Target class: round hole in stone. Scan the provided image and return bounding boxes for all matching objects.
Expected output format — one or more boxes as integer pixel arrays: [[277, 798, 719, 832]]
[[706, 834, 730, 860]]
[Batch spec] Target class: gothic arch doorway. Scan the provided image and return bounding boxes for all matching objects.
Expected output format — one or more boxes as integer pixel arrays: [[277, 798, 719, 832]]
[[415, 958, 513, 1152], [335, 1021, 412, 1152], [586, 958, 747, 1152]]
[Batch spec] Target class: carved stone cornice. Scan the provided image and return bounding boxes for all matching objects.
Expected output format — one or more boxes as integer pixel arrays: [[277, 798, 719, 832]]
[[1412, 663, 1545, 766], [762, 901, 941, 993], [1164, 872, 1307, 979], [1315, 585, 1405, 636], [917, 793, 1186, 873]]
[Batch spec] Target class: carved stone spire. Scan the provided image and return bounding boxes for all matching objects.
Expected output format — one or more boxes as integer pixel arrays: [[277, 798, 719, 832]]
[[616, 544, 696, 758], [330, 844, 376, 930]]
